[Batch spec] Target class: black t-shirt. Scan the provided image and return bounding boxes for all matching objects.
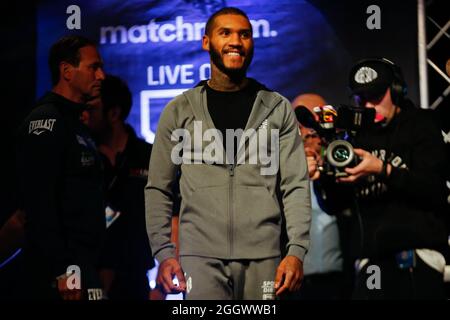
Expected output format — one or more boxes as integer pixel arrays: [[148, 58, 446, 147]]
[[206, 80, 258, 156], [100, 126, 154, 272], [99, 126, 153, 298]]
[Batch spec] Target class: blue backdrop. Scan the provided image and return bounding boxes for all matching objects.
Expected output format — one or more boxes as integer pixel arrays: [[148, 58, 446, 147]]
[[37, 0, 417, 143]]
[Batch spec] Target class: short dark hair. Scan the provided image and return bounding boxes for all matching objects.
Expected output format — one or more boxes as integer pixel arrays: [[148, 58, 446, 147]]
[[101, 75, 132, 121], [204, 7, 251, 36], [48, 35, 96, 86]]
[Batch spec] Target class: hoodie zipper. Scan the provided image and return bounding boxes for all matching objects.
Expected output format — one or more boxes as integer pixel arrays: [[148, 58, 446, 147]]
[[199, 85, 276, 259], [228, 164, 235, 257], [200, 86, 237, 258]]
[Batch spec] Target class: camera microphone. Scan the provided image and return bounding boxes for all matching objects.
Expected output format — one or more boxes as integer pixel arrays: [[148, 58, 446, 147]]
[[334, 105, 376, 131], [294, 105, 323, 134]]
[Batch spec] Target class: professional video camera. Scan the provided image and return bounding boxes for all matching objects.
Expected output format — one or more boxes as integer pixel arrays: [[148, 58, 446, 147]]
[[295, 104, 375, 177]]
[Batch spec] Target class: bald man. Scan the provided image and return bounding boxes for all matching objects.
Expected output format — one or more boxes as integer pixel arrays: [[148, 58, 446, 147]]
[[290, 93, 347, 300], [292, 93, 326, 114], [292, 94, 326, 181]]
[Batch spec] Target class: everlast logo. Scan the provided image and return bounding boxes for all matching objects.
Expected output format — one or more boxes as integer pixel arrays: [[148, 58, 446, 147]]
[[29, 119, 56, 135]]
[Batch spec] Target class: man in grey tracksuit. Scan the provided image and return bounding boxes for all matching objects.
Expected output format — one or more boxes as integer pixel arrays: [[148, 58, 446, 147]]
[[145, 7, 311, 300]]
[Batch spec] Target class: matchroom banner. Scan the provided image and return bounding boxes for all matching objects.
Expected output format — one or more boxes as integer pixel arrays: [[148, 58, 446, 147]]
[[36, 0, 418, 143]]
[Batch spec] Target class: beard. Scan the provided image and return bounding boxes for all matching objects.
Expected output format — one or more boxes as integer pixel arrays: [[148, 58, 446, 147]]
[[209, 42, 254, 81]]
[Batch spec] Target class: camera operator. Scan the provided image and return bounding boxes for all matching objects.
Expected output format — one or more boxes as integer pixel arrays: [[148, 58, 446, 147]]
[[334, 58, 449, 299]]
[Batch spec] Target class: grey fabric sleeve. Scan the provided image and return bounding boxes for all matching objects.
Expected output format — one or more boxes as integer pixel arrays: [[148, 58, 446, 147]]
[[277, 99, 311, 261], [145, 99, 181, 263]]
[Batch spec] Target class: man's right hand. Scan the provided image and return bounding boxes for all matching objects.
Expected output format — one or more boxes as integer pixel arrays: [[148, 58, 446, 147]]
[[305, 147, 321, 181], [57, 275, 82, 300], [157, 258, 186, 294]]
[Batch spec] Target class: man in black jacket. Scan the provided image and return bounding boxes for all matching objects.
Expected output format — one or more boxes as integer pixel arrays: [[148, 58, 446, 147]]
[[84, 75, 154, 300], [16, 35, 106, 300], [333, 58, 448, 299]]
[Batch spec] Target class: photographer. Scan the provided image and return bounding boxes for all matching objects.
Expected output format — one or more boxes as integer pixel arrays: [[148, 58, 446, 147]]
[[333, 58, 448, 299]]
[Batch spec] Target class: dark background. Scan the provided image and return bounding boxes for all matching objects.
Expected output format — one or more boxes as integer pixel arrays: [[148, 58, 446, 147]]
[[0, 0, 448, 300]]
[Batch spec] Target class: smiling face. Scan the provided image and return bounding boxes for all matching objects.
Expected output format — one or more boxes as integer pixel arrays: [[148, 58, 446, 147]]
[[202, 14, 254, 78]]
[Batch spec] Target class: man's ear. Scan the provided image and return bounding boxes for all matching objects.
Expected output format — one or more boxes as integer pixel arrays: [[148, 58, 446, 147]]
[[60, 61, 74, 81], [202, 34, 210, 51]]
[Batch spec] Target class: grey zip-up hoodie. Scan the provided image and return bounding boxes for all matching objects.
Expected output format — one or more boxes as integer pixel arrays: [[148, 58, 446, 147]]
[[145, 81, 311, 263]]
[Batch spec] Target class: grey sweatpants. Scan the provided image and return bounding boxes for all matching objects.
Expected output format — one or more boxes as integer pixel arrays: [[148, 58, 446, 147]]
[[180, 256, 280, 300]]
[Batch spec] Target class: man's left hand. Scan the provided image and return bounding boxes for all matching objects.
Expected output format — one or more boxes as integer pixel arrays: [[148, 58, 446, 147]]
[[338, 148, 384, 183], [274, 255, 303, 296]]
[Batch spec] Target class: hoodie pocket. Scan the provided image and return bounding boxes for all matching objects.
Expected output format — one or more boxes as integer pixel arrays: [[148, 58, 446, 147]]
[[178, 185, 229, 256], [234, 185, 281, 227], [233, 185, 282, 257]]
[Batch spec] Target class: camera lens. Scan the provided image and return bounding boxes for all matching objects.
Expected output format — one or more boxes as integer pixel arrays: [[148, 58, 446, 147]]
[[332, 146, 350, 162], [326, 140, 355, 168]]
